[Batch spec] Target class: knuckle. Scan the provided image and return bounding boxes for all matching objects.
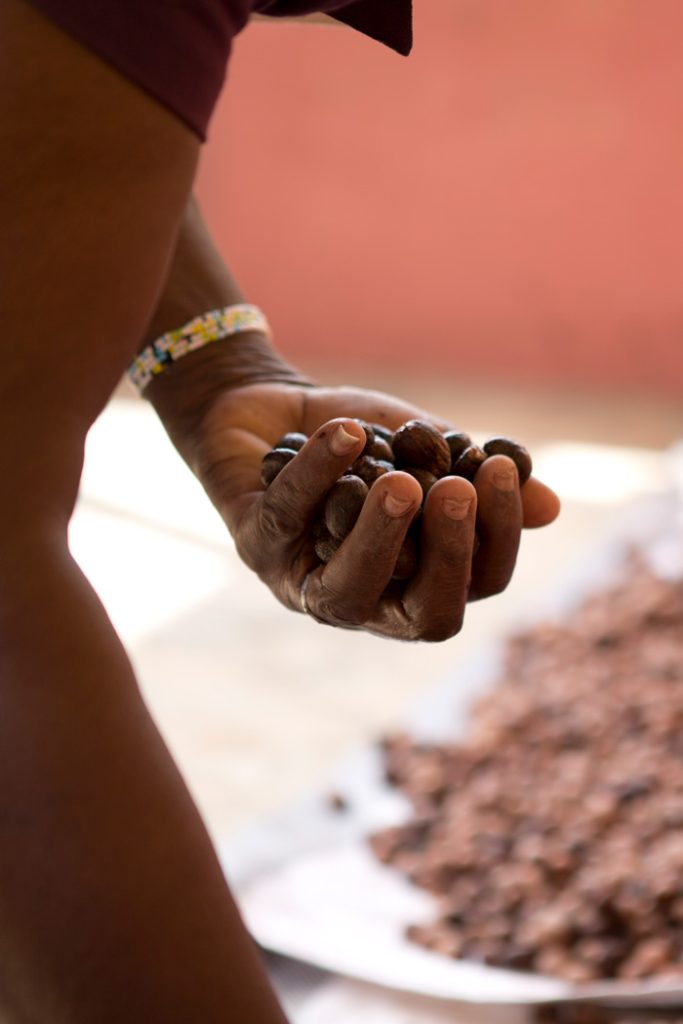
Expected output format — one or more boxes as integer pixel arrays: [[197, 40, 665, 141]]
[[234, 503, 290, 579], [438, 547, 470, 574], [403, 589, 465, 642], [258, 488, 301, 541], [315, 585, 370, 627]]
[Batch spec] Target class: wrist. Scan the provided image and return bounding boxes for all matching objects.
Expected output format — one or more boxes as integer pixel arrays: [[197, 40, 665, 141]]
[[144, 326, 314, 445]]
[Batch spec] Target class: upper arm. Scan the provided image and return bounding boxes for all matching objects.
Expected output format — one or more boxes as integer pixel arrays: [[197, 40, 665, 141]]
[[1, 0, 199, 527]]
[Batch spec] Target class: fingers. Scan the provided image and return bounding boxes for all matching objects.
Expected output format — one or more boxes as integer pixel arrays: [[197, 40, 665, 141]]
[[306, 474, 477, 642], [469, 455, 524, 601], [522, 477, 562, 528], [257, 418, 366, 545], [398, 477, 477, 641], [246, 414, 553, 637], [304, 457, 518, 636], [304, 472, 422, 625]]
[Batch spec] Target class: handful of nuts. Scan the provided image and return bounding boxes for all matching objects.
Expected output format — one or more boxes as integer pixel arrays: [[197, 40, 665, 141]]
[[261, 419, 531, 584]]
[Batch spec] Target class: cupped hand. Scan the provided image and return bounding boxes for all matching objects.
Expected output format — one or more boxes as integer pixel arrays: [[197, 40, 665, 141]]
[[191, 382, 560, 640]]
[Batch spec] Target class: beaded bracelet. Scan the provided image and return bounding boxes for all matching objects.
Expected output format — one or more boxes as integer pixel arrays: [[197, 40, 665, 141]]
[[128, 304, 271, 393]]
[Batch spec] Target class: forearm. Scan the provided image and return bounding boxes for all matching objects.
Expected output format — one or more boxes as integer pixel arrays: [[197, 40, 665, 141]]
[[142, 196, 312, 451], [0, 527, 288, 1023]]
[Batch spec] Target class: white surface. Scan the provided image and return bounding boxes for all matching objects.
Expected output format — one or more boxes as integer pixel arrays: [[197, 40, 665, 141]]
[[240, 839, 683, 1006], [533, 442, 668, 504], [68, 504, 230, 645], [80, 399, 227, 544], [241, 845, 566, 1003]]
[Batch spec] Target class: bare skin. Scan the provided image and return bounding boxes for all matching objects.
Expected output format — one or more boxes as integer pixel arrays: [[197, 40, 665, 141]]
[[0, 2, 559, 1021], [0, 3, 287, 1021]]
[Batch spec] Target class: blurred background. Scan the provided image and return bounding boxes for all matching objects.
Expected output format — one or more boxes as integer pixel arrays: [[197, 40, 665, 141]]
[[75, 1, 682, 861], [198, 0, 683, 395]]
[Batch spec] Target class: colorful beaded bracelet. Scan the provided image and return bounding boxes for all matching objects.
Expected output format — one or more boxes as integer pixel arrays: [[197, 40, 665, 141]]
[[128, 304, 271, 393]]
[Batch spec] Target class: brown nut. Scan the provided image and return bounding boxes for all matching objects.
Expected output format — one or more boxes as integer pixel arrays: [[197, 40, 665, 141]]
[[370, 423, 395, 444], [392, 420, 451, 478], [355, 420, 375, 450], [261, 447, 297, 486], [314, 532, 341, 564], [405, 467, 438, 499], [443, 430, 472, 467], [483, 437, 532, 485], [451, 445, 487, 481], [273, 431, 308, 452], [323, 475, 369, 540], [366, 437, 394, 462], [351, 456, 392, 487], [491, 943, 535, 971], [327, 791, 350, 813]]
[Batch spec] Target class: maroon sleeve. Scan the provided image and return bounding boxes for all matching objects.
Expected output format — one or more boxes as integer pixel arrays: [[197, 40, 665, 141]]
[[255, 0, 412, 56], [328, 1, 412, 56], [26, 0, 251, 140], [27, 0, 413, 141]]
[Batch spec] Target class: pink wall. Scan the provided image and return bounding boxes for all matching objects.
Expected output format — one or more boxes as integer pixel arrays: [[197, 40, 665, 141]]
[[197, 1, 683, 394]]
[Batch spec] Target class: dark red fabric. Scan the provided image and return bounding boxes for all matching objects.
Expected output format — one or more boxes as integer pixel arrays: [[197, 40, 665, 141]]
[[255, 0, 411, 55], [327, 0, 412, 57], [27, 0, 412, 140]]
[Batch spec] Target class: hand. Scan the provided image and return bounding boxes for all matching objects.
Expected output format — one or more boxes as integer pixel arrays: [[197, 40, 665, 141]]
[[184, 381, 560, 641]]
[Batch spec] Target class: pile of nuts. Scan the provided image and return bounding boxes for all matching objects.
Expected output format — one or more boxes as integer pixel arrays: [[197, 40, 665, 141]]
[[368, 555, 683, 983], [261, 420, 531, 583]]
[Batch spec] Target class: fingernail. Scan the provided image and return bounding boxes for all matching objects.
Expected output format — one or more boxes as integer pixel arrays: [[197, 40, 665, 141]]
[[329, 423, 361, 455], [493, 469, 516, 491], [441, 497, 472, 520], [383, 492, 415, 517]]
